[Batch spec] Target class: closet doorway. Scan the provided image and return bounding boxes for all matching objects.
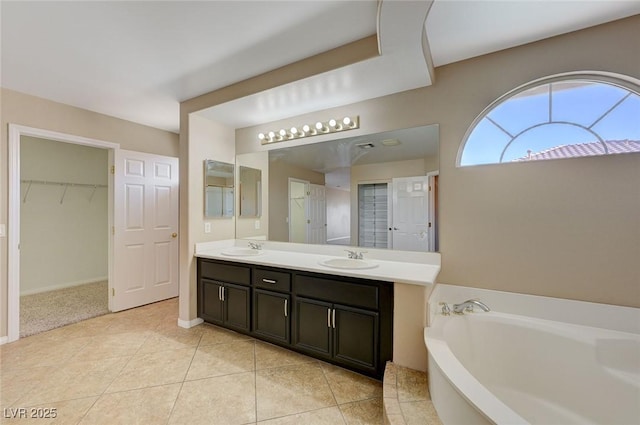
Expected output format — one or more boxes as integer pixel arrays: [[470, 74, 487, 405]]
[[7, 125, 180, 342], [19, 136, 111, 337]]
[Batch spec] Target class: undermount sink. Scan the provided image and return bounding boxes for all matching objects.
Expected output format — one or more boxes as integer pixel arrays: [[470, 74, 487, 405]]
[[319, 258, 378, 270], [221, 248, 265, 257]]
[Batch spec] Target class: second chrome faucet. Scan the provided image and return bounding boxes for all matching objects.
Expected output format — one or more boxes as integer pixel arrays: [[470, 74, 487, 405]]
[[452, 299, 490, 314]]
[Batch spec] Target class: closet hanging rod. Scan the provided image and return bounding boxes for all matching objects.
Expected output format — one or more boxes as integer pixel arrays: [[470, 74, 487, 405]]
[[20, 179, 107, 188]]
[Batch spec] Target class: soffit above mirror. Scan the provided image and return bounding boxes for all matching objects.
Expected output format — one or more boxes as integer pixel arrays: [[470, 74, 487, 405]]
[[194, 1, 434, 128]]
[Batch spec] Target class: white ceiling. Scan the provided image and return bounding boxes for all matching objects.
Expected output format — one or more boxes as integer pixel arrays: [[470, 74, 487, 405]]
[[2, 1, 639, 133]]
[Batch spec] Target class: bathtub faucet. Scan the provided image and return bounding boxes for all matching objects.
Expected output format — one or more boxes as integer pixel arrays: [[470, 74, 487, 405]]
[[452, 299, 490, 314]]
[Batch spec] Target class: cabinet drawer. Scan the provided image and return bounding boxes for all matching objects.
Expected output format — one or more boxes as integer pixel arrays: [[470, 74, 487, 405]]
[[254, 268, 291, 292], [295, 275, 378, 310], [200, 260, 251, 286]]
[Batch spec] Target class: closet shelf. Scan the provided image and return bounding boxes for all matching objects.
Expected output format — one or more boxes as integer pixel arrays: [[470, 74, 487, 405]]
[[21, 179, 107, 204]]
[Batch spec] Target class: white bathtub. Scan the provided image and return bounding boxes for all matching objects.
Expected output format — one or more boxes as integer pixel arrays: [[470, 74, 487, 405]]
[[425, 285, 640, 425]]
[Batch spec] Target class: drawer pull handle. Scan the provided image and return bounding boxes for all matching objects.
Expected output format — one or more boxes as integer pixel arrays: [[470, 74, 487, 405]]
[[332, 309, 336, 329], [221, 287, 225, 302], [218, 286, 222, 301], [327, 308, 331, 328], [262, 279, 277, 284], [284, 299, 288, 317]]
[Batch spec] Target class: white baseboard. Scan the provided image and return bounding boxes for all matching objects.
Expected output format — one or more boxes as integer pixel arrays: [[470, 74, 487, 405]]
[[20, 277, 108, 296], [0, 336, 8, 345], [178, 317, 204, 329]]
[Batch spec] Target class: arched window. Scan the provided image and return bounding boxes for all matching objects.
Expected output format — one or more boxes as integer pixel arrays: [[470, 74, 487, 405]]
[[457, 73, 640, 166]]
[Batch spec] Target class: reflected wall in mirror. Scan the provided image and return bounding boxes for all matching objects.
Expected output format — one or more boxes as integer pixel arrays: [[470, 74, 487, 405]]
[[204, 160, 234, 218], [236, 124, 440, 252], [239, 166, 262, 217]]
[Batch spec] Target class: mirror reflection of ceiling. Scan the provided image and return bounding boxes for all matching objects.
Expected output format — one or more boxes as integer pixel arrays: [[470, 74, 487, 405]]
[[269, 125, 439, 187]]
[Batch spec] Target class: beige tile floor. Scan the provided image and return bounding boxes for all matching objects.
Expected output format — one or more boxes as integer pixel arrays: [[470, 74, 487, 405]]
[[0, 298, 384, 424]]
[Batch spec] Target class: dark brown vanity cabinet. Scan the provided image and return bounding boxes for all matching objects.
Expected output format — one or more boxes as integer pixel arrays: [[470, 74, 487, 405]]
[[198, 260, 251, 334], [252, 267, 292, 344], [293, 273, 392, 377], [294, 297, 379, 373], [197, 258, 393, 379]]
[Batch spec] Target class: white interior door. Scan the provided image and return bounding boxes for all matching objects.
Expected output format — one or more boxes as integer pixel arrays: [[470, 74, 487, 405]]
[[112, 149, 179, 311], [392, 176, 429, 252], [289, 179, 308, 243], [309, 184, 326, 244]]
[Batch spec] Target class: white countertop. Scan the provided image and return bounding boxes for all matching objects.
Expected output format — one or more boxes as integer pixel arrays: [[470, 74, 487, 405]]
[[194, 240, 441, 287]]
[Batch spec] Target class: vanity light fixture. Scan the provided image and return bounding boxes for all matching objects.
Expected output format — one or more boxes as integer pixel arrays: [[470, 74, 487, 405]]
[[258, 116, 359, 144]]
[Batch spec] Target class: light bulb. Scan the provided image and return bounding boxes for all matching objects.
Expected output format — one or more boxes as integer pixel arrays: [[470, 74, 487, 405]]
[[302, 124, 311, 133], [342, 117, 352, 126], [329, 118, 342, 131], [279, 129, 287, 137], [291, 127, 298, 136], [258, 133, 266, 141], [315, 121, 323, 130], [268, 131, 275, 139]]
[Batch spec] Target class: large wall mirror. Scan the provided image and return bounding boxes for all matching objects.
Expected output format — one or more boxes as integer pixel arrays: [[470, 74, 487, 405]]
[[204, 160, 234, 218], [236, 124, 439, 252]]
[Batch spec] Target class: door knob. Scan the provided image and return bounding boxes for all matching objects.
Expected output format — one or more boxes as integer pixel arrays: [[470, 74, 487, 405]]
[[171, 233, 178, 238]]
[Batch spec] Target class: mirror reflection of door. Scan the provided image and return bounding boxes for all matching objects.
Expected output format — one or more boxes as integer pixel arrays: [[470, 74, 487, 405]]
[[288, 179, 308, 243], [308, 184, 326, 244], [391, 176, 430, 252]]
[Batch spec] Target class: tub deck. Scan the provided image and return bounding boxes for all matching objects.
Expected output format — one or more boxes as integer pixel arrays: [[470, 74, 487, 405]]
[[383, 362, 443, 425]]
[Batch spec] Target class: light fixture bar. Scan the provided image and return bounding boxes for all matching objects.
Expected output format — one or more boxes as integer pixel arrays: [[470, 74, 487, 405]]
[[259, 116, 359, 144]]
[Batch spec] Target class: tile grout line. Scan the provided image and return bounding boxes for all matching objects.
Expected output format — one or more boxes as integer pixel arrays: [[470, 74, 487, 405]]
[[75, 316, 157, 423], [253, 339, 258, 423], [164, 329, 203, 424], [319, 361, 347, 424]]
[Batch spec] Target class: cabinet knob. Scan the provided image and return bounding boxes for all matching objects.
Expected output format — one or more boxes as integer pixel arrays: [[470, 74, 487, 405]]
[[171, 232, 178, 238]]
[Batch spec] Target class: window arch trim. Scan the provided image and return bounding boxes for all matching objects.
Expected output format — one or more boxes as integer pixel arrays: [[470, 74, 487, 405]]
[[456, 71, 640, 167]]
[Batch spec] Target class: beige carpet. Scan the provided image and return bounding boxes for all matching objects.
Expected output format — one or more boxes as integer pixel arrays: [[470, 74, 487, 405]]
[[20, 281, 109, 337]]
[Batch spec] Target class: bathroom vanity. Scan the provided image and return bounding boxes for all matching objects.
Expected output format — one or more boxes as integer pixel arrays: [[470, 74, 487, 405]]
[[195, 240, 440, 378]]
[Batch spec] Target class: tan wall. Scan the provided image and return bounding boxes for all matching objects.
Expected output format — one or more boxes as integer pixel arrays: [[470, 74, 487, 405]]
[[269, 161, 325, 242], [178, 114, 236, 324], [235, 16, 640, 308], [424, 154, 438, 173], [0, 88, 179, 338]]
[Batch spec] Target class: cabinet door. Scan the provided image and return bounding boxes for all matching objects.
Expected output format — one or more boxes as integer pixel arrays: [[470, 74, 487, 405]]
[[293, 297, 332, 359], [223, 282, 251, 333], [200, 279, 224, 325], [253, 289, 290, 344], [333, 305, 379, 372]]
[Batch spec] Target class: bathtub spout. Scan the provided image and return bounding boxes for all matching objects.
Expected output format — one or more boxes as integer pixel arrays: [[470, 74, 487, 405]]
[[453, 299, 490, 314]]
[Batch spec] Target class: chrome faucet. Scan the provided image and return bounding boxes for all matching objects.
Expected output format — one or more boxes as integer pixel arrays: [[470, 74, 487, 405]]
[[452, 299, 490, 314], [345, 250, 365, 259], [248, 241, 263, 250]]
